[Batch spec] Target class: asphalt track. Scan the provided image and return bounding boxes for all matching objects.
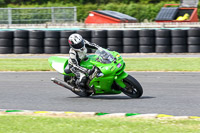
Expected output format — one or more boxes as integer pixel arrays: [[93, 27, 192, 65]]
[[0, 71, 200, 116]]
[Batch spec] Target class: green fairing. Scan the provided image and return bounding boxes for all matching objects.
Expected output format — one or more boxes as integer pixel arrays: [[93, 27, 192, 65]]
[[48, 56, 72, 75], [48, 49, 127, 94], [114, 71, 128, 88]]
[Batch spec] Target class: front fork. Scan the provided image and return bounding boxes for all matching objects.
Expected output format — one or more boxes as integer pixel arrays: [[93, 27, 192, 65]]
[[114, 71, 128, 88]]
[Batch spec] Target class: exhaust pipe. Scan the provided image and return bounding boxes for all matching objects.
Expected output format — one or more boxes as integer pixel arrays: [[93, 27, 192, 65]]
[[51, 78, 80, 92]]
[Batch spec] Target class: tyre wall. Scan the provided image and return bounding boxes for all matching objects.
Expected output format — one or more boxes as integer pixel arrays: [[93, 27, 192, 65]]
[[155, 29, 171, 53], [0, 29, 200, 54]]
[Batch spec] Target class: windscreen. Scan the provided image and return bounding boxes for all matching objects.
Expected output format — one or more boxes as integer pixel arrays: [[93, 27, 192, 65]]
[[95, 49, 114, 64]]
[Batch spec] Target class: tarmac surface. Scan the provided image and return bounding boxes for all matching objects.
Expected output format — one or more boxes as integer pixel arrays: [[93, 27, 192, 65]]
[[0, 71, 200, 116]]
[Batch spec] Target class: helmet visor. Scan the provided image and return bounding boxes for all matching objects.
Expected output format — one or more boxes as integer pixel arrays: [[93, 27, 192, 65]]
[[71, 40, 85, 49]]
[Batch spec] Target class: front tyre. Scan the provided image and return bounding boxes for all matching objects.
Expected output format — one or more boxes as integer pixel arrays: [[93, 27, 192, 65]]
[[122, 75, 143, 98]]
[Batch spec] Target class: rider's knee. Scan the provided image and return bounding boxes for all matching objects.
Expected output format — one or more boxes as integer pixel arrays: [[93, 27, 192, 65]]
[[64, 65, 72, 74]]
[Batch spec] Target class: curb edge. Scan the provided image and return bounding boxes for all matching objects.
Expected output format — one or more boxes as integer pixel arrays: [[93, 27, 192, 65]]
[[1, 109, 200, 120]]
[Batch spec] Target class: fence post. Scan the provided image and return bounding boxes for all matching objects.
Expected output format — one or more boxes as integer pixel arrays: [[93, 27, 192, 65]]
[[51, 7, 55, 23], [1, 7, 76, 24], [8, 8, 12, 24], [74, 7, 77, 23]]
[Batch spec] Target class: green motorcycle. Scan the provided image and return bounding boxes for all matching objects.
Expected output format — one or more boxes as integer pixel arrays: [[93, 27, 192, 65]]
[[48, 48, 143, 98]]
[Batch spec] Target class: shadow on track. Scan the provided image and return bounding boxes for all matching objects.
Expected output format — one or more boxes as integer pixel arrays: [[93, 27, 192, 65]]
[[68, 96, 155, 100]]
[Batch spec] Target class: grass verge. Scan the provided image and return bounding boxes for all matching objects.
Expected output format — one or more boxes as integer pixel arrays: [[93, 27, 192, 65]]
[[0, 59, 53, 71], [125, 58, 200, 71], [0, 58, 200, 71], [0, 115, 200, 133]]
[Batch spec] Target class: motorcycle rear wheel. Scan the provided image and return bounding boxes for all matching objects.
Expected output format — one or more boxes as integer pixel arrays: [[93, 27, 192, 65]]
[[73, 88, 93, 97], [64, 75, 92, 97], [122, 75, 143, 98]]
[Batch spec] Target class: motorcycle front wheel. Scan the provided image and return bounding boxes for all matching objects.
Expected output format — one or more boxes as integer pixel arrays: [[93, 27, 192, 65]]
[[122, 75, 143, 98]]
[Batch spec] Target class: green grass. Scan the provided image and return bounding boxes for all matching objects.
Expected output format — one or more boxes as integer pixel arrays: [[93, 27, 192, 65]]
[[0, 115, 200, 133], [125, 58, 200, 71], [0, 58, 200, 71], [0, 59, 53, 71]]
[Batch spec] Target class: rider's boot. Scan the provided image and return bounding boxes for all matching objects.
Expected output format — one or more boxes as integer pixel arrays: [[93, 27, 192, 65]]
[[76, 73, 87, 87]]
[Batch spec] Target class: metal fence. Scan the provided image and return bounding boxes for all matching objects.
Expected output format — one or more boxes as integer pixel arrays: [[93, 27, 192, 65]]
[[0, 7, 77, 24]]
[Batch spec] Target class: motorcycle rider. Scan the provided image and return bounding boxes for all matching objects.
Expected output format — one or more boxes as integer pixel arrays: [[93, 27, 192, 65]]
[[65, 33, 102, 88]]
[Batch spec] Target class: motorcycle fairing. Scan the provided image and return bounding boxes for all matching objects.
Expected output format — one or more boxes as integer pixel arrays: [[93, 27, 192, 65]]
[[48, 56, 69, 74], [48, 49, 127, 94]]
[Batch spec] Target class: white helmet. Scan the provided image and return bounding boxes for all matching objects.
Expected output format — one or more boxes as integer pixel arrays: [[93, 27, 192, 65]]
[[68, 33, 85, 51]]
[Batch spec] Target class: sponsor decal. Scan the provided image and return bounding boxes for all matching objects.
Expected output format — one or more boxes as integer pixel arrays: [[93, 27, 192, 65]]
[[117, 63, 121, 68], [116, 54, 120, 58]]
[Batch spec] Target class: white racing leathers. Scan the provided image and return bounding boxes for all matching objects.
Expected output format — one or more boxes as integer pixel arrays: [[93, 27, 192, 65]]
[[65, 40, 100, 87]]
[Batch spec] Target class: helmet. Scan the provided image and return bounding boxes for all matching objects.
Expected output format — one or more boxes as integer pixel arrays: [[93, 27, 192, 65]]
[[68, 34, 85, 51]]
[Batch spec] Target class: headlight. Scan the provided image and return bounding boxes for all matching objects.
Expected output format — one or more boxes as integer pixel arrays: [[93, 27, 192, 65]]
[[97, 72, 104, 77]]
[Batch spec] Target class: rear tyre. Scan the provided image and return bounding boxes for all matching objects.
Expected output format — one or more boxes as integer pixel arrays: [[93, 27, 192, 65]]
[[64, 76, 92, 97], [73, 89, 93, 97], [122, 75, 143, 98]]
